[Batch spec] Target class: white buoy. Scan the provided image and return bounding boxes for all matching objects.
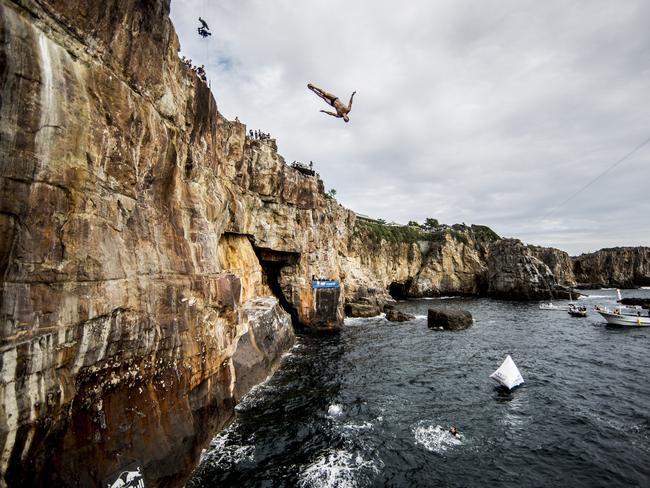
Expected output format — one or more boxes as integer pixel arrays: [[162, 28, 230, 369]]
[[490, 355, 524, 390]]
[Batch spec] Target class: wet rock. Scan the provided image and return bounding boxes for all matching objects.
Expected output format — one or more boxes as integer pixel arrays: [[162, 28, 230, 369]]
[[345, 302, 381, 317], [385, 309, 415, 322], [428, 308, 473, 330]]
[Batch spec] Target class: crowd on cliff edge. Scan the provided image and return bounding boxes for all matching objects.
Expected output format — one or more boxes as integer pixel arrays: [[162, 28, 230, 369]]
[[181, 56, 207, 83], [249, 130, 272, 140]]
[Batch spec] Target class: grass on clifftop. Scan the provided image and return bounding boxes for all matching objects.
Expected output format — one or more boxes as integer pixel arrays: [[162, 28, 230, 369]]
[[353, 219, 501, 247], [354, 219, 431, 245]]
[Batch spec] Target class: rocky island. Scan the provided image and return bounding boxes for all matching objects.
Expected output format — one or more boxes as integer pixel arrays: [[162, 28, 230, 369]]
[[1, 0, 649, 486]]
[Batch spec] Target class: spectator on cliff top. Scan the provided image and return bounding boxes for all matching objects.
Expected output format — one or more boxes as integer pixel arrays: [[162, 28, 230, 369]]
[[307, 83, 356, 123]]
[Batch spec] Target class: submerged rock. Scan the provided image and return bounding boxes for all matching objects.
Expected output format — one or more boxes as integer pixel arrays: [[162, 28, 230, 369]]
[[427, 308, 473, 330]]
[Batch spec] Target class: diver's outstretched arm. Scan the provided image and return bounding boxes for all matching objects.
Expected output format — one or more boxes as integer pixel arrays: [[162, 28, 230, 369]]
[[347, 91, 356, 111], [320, 109, 341, 118]]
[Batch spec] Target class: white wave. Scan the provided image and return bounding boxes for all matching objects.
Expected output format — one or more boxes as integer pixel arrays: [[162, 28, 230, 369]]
[[413, 424, 461, 453], [235, 382, 273, 411], [414, 314, 427, 320], [202, 432, 254, 467], [341, 421, 373, 432], [298, 450, 380, 488], [327, 404, 343, 417], [344, 315, 384, 327], [583, 295, 610, 299]]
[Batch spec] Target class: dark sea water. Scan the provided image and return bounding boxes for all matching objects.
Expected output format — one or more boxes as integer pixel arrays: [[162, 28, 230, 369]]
[[187, 289, 650, 487]]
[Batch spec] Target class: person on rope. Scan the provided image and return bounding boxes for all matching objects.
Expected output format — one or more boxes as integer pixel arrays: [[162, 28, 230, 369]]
[[198, 17, 212, 37], [307, 83, 356, 123]]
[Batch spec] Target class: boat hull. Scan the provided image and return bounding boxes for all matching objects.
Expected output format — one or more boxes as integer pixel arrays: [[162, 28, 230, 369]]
[[598, 311, 650, 327]]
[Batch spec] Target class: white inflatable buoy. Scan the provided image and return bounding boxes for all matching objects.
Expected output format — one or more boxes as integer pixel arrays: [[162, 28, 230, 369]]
[[490, 355, 524, 390]]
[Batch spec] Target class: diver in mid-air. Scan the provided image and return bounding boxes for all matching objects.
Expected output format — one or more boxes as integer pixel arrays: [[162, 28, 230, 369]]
[[198, 17, 211, 37], [307, 83, 356, 123]]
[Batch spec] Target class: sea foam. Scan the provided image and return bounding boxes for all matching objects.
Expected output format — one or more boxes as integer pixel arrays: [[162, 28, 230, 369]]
[[413, 424, 462, 453], [298, 450, 380, 488]]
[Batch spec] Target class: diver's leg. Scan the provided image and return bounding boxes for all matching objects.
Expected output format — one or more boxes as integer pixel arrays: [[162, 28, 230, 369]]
[[308, 84, 337, 104]]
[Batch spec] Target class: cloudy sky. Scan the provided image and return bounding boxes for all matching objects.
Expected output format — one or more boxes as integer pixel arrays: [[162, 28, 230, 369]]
[[170, 0, 649, 255]]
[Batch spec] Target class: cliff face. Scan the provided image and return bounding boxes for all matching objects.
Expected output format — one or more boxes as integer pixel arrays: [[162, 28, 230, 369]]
[[1, 0, 646, 485], [528, 245, 576, 288], [488, 239, 561, 301], [573, 247, 650, 288], [340, 223, 494, 306], [0, 0, 343, 486]]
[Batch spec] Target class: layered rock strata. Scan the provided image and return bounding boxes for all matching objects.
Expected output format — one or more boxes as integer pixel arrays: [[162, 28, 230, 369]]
[[0, 0, 341, 486], [1, 0, 648, 486]]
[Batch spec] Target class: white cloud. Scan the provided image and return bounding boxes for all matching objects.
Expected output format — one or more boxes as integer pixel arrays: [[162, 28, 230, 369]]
[[171, 0, 650, 255]]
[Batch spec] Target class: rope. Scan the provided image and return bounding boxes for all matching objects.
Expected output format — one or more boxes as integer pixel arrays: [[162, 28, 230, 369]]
[[543, 133, 650, 218]]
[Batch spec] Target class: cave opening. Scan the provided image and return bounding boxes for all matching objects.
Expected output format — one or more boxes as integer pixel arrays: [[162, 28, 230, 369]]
[[388, 279, 413, 300], [253, 246, 302, 329]]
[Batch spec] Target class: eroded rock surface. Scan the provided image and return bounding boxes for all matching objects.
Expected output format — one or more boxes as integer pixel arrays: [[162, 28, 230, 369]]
[[573, 247, 650, 288], [488, 239, 565, 300], [0, 0, 338, 485], [1, 0, 648, 486]]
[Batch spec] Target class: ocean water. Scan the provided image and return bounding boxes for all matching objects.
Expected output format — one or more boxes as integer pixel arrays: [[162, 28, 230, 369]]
[[187, 289, 650, 487]]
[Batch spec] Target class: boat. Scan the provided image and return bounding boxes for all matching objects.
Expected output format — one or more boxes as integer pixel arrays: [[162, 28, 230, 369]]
[[594, 304, 644, 315], [490, 355, 524, 390], [539, 302, 571, 311], [597, 310, 650, 326], [568, 304, 588, 317]]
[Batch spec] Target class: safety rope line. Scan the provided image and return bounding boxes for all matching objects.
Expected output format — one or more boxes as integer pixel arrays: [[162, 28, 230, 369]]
[[543, 133, 650, 217]]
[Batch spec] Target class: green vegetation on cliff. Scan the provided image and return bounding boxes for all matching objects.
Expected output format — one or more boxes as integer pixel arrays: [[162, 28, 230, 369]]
[[354, 219, 433, 246], [353, 218, 500, 248]]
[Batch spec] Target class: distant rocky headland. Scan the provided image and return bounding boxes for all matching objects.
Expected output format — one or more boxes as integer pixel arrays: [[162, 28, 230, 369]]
[[0, 0, 648, 486]]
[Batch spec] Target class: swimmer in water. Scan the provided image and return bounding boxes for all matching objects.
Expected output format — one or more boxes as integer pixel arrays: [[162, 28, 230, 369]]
[[449, 426, 460, 437]]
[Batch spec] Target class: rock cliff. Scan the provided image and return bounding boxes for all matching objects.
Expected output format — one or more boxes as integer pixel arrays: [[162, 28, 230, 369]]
[[1, 0, 647, 486], [487, 239, 574, 301], [573, 247, 650, 288], [528, 245, 576, 288], [340, 222, 497, 308], [0, 0, 342, 486]]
